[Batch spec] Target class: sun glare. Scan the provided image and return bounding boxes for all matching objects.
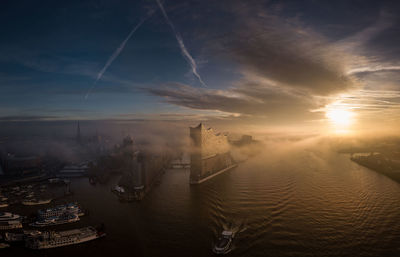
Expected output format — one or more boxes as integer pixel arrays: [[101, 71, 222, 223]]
[[325, 106, 355, 133]]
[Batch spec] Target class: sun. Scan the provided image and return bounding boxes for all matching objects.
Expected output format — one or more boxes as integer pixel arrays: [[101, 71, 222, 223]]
[[325, 106, 355, 133], [326, 108, 353, 126]]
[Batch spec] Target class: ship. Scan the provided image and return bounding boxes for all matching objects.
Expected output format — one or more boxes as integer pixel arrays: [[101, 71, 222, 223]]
[[37, 203, 84, 219], [5, 230, 42, 242], [0, 212, 21, 221], [30, 213, 80, 227], [213, 231, 235, 254], [22, 199, 52, 206], [0, 212, 23, 230], [25, 226, 106, 249], [0, 220, 23, 230]]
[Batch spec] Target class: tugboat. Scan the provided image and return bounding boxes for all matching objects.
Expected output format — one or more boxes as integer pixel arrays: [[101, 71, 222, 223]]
[[213, 231, 234, 254]]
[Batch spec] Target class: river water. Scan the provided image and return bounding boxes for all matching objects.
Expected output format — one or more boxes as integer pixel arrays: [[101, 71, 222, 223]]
[[3, 147, 400, 257]]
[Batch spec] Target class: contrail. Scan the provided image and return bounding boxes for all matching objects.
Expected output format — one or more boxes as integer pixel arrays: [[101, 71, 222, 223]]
[[85, 18, 146, 99], [156, 0, 207, 87]]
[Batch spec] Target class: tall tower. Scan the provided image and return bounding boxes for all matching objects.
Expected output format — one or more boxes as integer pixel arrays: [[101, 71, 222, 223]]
[[76, 121, 81, 144]]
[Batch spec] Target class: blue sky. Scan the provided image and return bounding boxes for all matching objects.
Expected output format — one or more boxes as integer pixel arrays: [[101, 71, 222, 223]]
[[1, 0, 400, 132]]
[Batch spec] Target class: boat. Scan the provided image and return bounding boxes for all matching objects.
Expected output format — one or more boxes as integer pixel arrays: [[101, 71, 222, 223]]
[[25, 226, 106, 249], [22, 199, 52, 206], [0, 220, 23, 230], [0, 243, 10, 249], [5, 230, 42, 242], [37, 203, 84, 219], [213, 231, 234, 254], [26, 192, 35, 198], [30, 213, 80, 227], [5, 232, 25, 242], [48, 178, 61, 183], [0, 202, 8, 208], [0, 212, 21, 221]]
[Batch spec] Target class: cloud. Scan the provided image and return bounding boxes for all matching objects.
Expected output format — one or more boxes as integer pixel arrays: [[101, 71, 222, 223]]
[[334, 9, 394, 53], [0, 115, 60, 122], [347, 65, 400, 75], [145, 0, 364, 123], [191, 1, 361, 96], [145, 0, 400, 128], [145, 82, 325, 123]]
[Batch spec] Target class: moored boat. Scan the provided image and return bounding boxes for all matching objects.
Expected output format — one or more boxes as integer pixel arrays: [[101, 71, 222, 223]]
[[30, 213, 80, 227], [22, 199, 52, 206], [37, 203, 84, 219], [5, 230, 42, 242], [0, 220, 23, 230], [0, 212, 21, 221], [25, 226, 106, 249]]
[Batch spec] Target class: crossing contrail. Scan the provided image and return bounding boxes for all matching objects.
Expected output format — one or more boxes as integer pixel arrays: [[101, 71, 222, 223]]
[[85, 18, 147, 99], [156, 0, 207, 87]]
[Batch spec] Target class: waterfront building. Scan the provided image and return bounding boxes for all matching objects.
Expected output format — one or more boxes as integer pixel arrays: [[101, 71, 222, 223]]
[[190, 123, 236, 184]]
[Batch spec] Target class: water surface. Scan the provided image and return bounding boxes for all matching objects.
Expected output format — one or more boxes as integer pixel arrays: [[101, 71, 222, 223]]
[[3, 149, 400, 257]]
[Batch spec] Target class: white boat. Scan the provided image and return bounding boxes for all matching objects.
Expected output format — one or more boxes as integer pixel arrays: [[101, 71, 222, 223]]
[[113, 185, 125, 193], [25, 226, 106, 249], [22, 199, 52, 206], [0, 202, 8, 208], [37, 203, 84, 219], [213, 231, 235, 254], [30, 213, 80, 227], [5, 230, 42, 242], [0, 212, 21, 221]]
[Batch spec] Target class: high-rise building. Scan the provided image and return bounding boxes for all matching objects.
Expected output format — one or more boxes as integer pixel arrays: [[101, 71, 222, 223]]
[[189, 123, 236, 184]]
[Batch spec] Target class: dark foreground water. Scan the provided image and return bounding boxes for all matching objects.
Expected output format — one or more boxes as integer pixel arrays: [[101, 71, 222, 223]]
[[3, 148, 400, 257]]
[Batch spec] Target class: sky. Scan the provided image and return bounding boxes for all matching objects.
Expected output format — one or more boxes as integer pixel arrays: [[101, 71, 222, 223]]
[[1, 0, 400, 134]]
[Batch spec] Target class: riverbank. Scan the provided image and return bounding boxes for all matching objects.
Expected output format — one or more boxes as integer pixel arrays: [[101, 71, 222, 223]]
[[351, 154, 400, 183]]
